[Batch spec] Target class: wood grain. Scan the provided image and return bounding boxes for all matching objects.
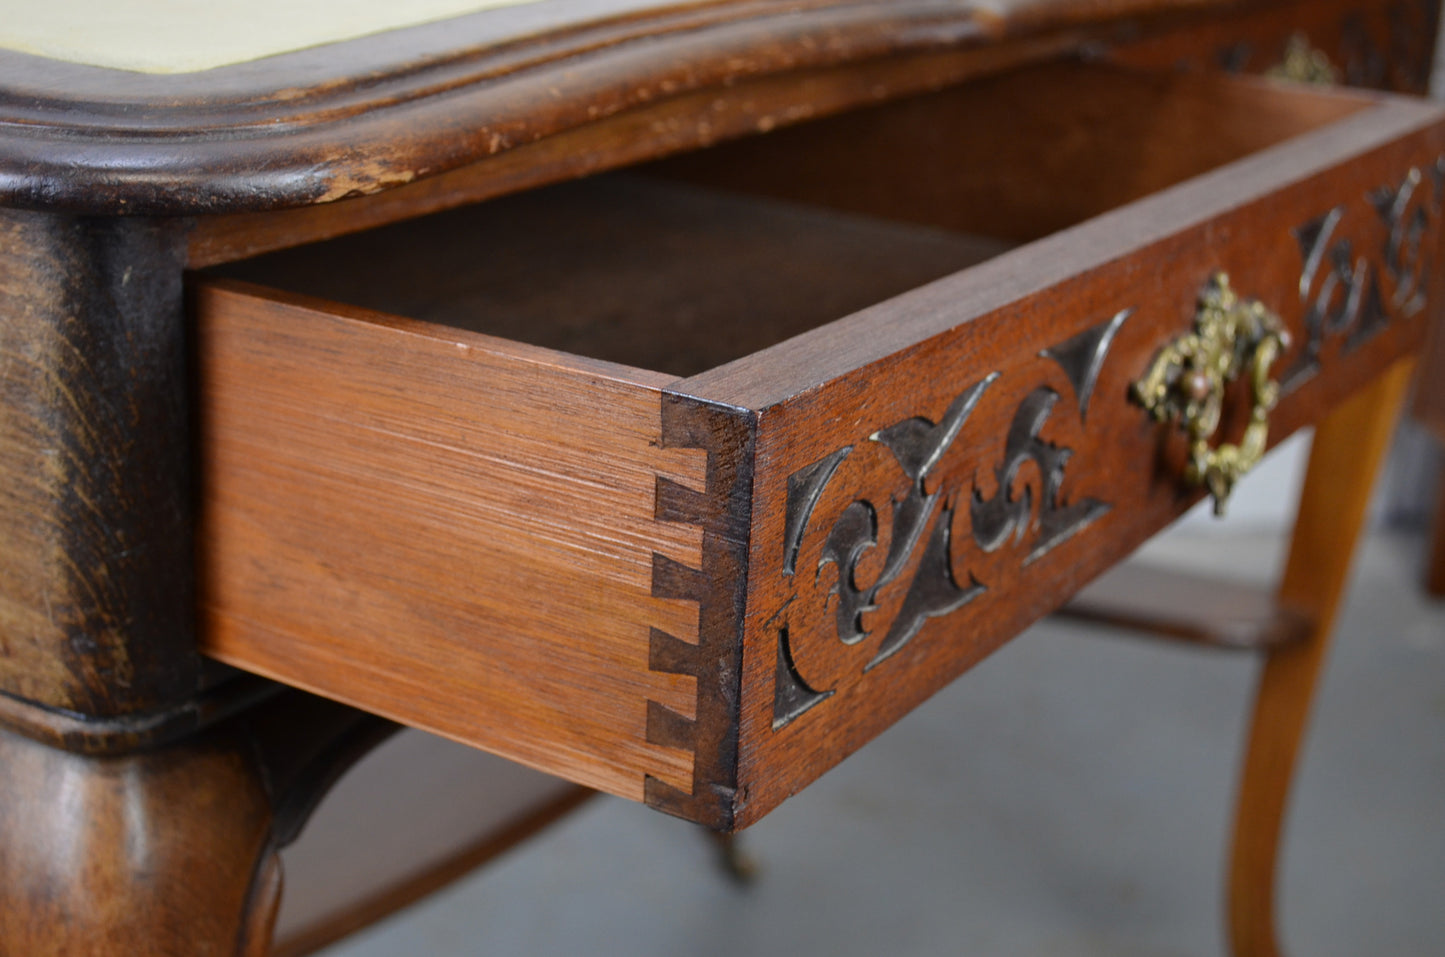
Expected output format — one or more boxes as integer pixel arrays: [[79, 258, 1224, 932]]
[[0, 2, 1440, 952], [213, 176, 1010, 378], [0, 210, 212, 725], [714, 84, 1445, 827], [1227, 360, 1416, 957], [0, 0, 1326, 215], [648, 60, 1372, 244], [194, 67, 1445, 829], [195, 281, 709, 802], [187, 35, 1073, 267], [185, 0, 1422, 267]]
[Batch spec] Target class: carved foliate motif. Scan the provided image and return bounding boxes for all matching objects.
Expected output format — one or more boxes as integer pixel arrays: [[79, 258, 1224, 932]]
[[772, 311, 1128, 730], [771, 151, 1445, 732], [1283, 160, 1443, 393]]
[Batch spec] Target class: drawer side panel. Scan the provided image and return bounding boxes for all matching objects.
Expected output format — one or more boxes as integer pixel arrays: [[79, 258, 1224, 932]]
[[195, 283, 707, 801]]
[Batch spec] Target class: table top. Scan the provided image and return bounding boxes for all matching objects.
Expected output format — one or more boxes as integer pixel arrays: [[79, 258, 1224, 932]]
[[0, 0, 1272, 215], [0, 0, 1437, 833], [0, 0, 542, 73]]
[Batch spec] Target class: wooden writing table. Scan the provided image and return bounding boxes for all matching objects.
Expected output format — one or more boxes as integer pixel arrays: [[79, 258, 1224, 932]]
[[0, 1, 1439, 953]]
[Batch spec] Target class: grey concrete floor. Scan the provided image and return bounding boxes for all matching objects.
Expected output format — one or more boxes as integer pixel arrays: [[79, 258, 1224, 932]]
[[321, 526, 1445, 957]]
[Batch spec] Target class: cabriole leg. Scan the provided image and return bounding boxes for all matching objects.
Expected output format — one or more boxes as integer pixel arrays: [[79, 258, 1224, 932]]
[[1227, 360, 1414, 957]]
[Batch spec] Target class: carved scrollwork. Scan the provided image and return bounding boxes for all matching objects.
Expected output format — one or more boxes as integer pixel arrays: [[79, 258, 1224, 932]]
[[771, 149, 1445, 733], [799, 375, 994, 664], [1282, 159, 1444, 393], [772, 311, 1128, 730]]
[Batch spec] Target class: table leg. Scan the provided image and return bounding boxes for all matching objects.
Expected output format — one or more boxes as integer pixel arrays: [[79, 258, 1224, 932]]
[[1427, 463, 1445, 597], [0, 721, 280, 957], [0, 690, 395, 956], [1226, 360, 1414, 957]]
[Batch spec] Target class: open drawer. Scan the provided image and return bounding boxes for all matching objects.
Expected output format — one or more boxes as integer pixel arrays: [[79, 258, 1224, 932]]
[[193, 60, 1445, 829]]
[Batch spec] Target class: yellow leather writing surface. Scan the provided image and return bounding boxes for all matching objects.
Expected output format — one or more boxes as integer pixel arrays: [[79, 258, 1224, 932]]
[[0, 0, 549, 74]]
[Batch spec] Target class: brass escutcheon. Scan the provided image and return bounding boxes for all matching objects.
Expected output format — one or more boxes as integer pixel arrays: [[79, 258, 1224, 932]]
[[1132, 273, 1291, 515], [1265, 33, 1340, 86]]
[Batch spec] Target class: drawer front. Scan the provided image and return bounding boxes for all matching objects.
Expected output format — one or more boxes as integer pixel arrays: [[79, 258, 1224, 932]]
[[197, 79, 1445, 831], [661, 96, 1445, 827]]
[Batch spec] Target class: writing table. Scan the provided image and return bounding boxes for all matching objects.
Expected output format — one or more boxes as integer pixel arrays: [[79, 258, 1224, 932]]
[[0, 2, 1439, 953]]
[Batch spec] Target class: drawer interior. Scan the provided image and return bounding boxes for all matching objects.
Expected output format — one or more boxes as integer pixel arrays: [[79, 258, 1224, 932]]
[[210, 60, 1371, 377], [210, 176, 1008, 378], [193, 53, 1435, 822]]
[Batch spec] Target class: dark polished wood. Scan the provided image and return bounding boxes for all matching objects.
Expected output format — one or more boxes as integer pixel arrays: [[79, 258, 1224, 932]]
[[0, 690, 396, 957], [184, 0, 1442, 266], [0, 211, 211, 729], [0, 723, 276, 957], [0, 0, 1375, 217], [1416, 308, 1445, 596], [193, 62, 1445, 829], [0, 0, 1440, 953], [1429, 471, 1445, 596], [185, 33, 1078, 268]]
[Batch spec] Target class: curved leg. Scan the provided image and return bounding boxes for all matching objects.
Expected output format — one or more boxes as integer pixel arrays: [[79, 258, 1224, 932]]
[[705, 829, 760, 884], [0, 690, 393, 956], [1227, 361, 1414, 957], [0, 721, 280, 957], [1427, 464, 1445, 597]]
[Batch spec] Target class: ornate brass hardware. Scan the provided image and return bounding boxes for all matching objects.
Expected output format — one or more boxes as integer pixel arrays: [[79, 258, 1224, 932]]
[[1132, 274, 1290, 515], [1265, 33, 1339, 86]]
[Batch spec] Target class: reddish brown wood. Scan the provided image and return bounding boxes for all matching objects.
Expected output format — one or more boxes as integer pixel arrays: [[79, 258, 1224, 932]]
[[192, 66, 1445, 829], [1059, 564, 1311, 650], [1417, 297, 1445, 596], [212, 176, 1010, 378], [0, 0, 1335, 216], [1227, 360, 1416, 957], [195, 281, 709, 802], [1429, 470, 1445, 596], [711, 79, 1444, 827], [0, 722, 274, 956], [647, 61, 1371, 244], [0, 690, 393, 956], [186, 35, 1073, 267], [1107, 0, 1440, 96], [1419, 319, 1445, 439], [0, 1, 1440, 951]]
